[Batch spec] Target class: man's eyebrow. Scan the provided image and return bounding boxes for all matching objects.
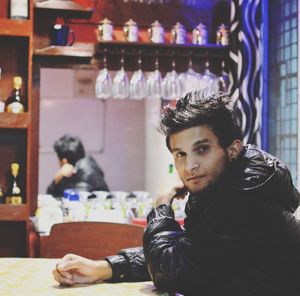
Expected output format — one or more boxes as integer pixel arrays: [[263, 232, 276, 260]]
[[193, 139, 210, 147], [170, 147, 181, 153], [171, 139, 210, 152]]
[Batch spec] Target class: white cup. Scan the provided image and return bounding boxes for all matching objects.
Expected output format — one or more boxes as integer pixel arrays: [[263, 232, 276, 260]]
[[0, 101, 5, 112]]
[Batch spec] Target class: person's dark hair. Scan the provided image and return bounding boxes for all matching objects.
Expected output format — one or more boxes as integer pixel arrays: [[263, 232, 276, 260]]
[[54, 134, 85, 165], [159, 91, 243, 150]]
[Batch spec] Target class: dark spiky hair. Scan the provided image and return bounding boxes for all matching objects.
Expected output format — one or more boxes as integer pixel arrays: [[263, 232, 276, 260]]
[[159, 90, 243, 150]]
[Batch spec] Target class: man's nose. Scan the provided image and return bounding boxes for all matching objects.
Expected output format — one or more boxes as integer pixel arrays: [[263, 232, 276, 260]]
[[185, 155, 200, 172]]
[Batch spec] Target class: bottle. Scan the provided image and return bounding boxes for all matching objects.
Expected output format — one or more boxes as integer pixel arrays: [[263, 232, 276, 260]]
[[5, 76, 25, 113], [0, 186, 4, 204], [6, 163, 22, 205], [68, 191, 86, 221], [10, 0, 28, 20], [0, 68, 5, 112]]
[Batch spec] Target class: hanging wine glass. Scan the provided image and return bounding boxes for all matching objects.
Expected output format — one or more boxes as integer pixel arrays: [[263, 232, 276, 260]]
[[179, 54, 202, 97], [218, 60, 230, 93], [95, 49, 112, 99], [112, 50, 129, 99], [146, 53, 162, 99], [129, 50, 146, 100], [200, 60, 218, 96], [162, 57, 181, 100]]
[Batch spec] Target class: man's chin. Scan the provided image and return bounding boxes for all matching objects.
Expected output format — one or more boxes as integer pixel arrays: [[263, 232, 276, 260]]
[[187, 186, 206, 194], [187, 182, 213, 195]]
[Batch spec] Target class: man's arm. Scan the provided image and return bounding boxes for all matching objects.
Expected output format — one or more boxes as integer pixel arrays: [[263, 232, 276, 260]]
[[47, 163, 76, 196], [143, 202, 248, 295], [53, 247, 151, 286]]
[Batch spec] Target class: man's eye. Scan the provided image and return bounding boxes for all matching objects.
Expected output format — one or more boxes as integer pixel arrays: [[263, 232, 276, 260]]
[[196, 146, 208, 154], [175, 152, 185, 158]]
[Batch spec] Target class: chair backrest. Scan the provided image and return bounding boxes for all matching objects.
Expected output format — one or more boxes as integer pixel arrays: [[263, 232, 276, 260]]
[[46, 222, 144, 259]]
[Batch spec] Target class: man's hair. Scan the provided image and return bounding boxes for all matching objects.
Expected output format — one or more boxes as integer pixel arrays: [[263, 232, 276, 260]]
[[159, 91, 243, 149], [54, 134, 85, 165]]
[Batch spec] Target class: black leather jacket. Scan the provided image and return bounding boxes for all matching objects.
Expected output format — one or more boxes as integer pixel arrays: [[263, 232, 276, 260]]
[[47, 156, 109, 197], [105, 145, 300, 295]]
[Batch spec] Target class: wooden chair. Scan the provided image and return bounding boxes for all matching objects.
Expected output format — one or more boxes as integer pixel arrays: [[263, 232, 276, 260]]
[[45, 221, 144, 259]]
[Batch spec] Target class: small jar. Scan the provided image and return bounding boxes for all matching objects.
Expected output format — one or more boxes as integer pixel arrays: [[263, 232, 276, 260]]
[[123, 19, 139, 42], [148, 20, 165, 44], [216, 23, 229, 46], [192, 23, 208, 45], [98, 17, 113, 41], [171, 22, 186, 44]]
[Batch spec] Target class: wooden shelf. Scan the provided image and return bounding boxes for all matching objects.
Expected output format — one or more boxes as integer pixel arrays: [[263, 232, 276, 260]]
[[0, 113, 31, 129], [95, 41, 229, 72], [33, 43, 94, 65], [0, 204, 28, 221], [34, 0, 93, 19], [0, 19, 32, 37], [95, 41, 229, 58], [34, 42, 94, 57]]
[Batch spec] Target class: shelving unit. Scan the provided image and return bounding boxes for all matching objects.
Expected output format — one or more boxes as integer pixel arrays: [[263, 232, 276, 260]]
[[34, 0, 93, 19], [0, 113, 31, 129], [0, 0, 37, 257], [94, 41, 229, 73], [0, 19, 33, 37], [0, 204, 28, 221], [33, 42, 94, 65]]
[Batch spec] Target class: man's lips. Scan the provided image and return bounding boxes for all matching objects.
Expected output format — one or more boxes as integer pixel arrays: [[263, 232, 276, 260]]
[[186, 175, 205, 182]]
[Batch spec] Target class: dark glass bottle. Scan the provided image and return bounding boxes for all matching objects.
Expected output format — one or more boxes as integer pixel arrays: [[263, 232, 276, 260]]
[[5, 76, 25, 113], [6, 163, 22, 205], [0, 186, 4, 204]]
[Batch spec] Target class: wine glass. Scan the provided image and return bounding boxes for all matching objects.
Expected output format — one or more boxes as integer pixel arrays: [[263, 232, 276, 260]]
[[217, 60, 230, 93], [129, 51, 146, 100], [95, 49, 112, 99], [200, 60, 218, 96], [146, 55, 163, 99], [112, 51, 129, 99], [162, 59, 181, 100], [179, 56, 202, 96]]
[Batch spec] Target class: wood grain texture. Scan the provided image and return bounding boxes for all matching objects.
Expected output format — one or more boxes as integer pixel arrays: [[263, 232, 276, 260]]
[[45, 222, 145, 259]]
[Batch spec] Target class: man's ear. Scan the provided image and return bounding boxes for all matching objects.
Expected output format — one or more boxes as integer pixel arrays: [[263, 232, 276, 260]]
[[227, 139, 243, 161]]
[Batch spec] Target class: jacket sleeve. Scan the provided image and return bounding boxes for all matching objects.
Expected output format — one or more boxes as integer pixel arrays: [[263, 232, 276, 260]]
[[143, 204, 247, 294], [105, 247, 151, 282], [46, 178, 68, 197]]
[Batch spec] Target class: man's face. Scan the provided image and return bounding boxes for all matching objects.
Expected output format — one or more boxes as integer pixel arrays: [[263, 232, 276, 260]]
[[169, 125, 232, 194]]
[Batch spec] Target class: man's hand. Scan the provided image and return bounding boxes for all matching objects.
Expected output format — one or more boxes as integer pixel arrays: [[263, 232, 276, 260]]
[[60, 163, 76, 178], [155, 184, 189, 207], [54, 163, 76, 184], [53, 254, 112, 286]]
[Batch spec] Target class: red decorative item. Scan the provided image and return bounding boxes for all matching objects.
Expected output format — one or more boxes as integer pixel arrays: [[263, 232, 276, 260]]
[[73, 0, 94, 9]]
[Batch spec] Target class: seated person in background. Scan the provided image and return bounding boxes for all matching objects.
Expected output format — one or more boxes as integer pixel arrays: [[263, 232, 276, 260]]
[[47, 134, 109, 197], [53, 92, 300, 295]]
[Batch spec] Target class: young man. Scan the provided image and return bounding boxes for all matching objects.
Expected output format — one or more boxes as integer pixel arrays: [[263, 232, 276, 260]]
[[53, 92, 300, 295], [47, 134, 109, 196]]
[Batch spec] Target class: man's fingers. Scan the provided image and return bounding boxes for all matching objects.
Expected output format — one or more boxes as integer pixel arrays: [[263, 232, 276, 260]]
[[57, 259, 81, 272], [174, 186, 189, 199], [53, 269, 74, 286], [56, 254, 83, 272]]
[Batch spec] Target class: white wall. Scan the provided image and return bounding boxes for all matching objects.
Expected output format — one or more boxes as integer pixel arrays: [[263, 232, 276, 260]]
[[144, 98, 174, 196], [39, 68, 145, 194]]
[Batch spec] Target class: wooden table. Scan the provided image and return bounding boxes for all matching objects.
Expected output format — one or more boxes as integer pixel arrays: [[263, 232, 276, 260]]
[[0, 258, 171, 296]]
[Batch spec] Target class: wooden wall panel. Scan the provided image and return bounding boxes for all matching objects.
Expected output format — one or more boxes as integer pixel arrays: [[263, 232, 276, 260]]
[[0, 222, 27, 257]]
